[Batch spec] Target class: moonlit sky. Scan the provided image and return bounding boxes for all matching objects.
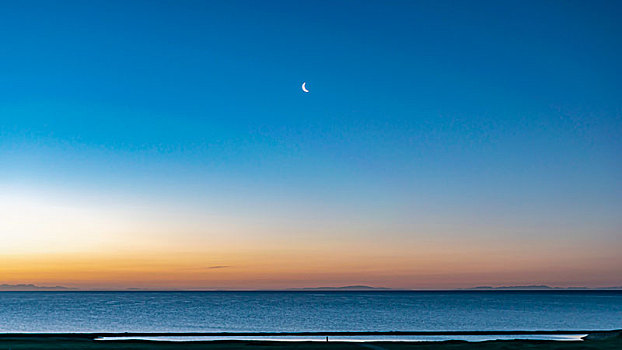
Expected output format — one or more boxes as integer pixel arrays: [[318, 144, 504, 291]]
[[1, 0, 621, 290]]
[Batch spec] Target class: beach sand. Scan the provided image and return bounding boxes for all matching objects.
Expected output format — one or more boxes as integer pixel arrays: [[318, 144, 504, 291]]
[[1, 333, 621, 350]]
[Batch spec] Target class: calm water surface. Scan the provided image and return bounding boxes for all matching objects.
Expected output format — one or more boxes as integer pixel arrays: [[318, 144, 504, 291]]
[[1, 291, 621, 333]]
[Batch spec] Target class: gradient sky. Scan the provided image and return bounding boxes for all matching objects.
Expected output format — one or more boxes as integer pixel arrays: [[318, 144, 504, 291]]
[[1, 0, 621, 290]]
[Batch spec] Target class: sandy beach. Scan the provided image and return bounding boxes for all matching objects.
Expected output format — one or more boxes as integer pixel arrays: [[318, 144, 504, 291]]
[[1, 331, 621, 350]]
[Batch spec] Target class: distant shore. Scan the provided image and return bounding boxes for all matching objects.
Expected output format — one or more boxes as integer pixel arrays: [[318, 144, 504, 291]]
[[2, 283, 622, 292]]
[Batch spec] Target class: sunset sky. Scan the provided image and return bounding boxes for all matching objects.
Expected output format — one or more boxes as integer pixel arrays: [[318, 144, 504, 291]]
[[1, 0, 621, 290]]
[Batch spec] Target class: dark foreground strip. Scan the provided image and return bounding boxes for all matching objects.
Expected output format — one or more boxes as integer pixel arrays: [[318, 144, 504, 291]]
[[0, 330, 615, 339]]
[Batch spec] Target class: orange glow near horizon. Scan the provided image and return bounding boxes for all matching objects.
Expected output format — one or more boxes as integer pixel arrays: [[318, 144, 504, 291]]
[[3, 240, 620, 290], [1, 186, 621, 290]]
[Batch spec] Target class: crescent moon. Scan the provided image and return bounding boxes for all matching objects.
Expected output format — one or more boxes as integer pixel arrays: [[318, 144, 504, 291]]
[[302, 82, 309, 93]]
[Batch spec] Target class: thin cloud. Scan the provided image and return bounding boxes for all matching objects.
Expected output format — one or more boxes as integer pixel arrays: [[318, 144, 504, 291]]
[[208, 265, 231, 269]]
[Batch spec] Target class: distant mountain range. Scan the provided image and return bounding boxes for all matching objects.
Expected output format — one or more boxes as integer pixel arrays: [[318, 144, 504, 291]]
[[287, 285, 392, 291], [465, 285, 622, 290], [289, 285, 622, 291], [2, 283, 621, 291], [0, 284, 77, 291]]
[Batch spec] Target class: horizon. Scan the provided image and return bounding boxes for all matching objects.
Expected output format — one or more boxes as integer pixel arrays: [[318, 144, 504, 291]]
[[2, 283, 622, 292], [1, 0, 621, 290]]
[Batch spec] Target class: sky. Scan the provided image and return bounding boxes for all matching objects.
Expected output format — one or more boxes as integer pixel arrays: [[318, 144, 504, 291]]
[[1, 0, 621, 290]]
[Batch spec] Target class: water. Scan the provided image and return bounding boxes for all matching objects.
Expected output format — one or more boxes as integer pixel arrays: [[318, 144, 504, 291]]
[[97, 335, 586, 342], [0, 291, 620, 333]]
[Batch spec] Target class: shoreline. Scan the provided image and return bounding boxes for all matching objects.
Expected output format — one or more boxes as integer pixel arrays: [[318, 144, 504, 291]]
[[0, 330, 616, 338], [0, 331, 620, 350]]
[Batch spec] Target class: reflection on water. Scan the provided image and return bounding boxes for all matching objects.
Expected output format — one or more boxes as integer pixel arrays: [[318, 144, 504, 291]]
[[98, 335, 586, 342]]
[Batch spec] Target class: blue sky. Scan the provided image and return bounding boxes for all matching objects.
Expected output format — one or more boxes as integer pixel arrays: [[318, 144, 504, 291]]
[[0, 1, 621, 289]]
